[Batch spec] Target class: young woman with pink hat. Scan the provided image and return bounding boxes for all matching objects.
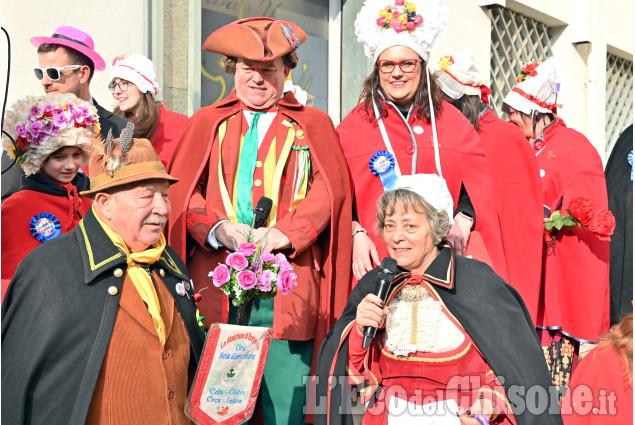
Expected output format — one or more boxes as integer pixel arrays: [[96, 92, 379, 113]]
[[108, 54, 189, 167]]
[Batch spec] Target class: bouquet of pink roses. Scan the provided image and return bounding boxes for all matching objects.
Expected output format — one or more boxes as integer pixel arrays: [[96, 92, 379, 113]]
[[209, 240, 297, 309]]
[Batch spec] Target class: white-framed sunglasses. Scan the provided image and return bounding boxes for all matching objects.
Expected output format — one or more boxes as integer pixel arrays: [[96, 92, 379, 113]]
[[34, 65, 82, 81]]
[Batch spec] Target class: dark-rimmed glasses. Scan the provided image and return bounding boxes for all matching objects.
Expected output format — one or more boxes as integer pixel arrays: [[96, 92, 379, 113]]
[[33, 65, 82, 81], [377, 59, 421, 74], [108, 80, 132, 93]]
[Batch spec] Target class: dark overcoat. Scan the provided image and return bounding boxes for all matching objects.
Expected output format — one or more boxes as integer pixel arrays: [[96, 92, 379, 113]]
[[1, 207, 204, 425]]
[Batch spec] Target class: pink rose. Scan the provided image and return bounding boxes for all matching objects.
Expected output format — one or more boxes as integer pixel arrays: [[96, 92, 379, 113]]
[[238, 242, 257, 257], [405, 21, 416, 31], [274, 253, 291, 270], [276, 269, 297, 295], [226, 252, 248, 271], [260, 251, 274, 263], [376, 17, 387, 26], [237, 270, 257, 290], [414, 14, 423, 24], [258, 270, 274, 292], [211, 264, 231, 287], [395, 0, 404, 5]]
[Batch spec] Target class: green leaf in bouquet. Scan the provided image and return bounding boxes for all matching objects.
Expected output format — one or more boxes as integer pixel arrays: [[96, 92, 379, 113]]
[[545, 221, 555, 230]]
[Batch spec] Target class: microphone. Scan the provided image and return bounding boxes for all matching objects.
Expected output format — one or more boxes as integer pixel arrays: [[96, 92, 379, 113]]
[[253, 197, 273, 229], [362, 257, 398, 349]]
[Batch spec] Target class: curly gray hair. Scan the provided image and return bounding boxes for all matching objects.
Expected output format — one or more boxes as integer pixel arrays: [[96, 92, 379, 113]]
[[376, 188, 452, 243]]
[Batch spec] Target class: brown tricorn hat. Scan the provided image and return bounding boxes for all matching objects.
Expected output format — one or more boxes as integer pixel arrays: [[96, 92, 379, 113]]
[[202, 17, 307, 62], [80, 123, 178, 197]]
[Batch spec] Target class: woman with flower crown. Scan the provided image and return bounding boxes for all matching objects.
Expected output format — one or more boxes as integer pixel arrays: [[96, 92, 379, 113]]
[[502, 58, 611, 394], [1, 93, 99, 299], [338, 0, 508, 286]]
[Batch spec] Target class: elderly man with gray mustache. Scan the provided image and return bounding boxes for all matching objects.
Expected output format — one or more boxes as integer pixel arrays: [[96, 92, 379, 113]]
[[2, 126, 204, 425]]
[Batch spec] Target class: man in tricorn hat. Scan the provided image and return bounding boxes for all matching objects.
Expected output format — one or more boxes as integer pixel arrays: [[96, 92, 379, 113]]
[[168, 17, 351, 423], [2, 127, 204, 424]]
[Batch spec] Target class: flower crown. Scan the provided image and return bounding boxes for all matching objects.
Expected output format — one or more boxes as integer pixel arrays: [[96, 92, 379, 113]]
[[11, 97, 99, 163], [516, 62, 539, 83], [376, 0, 423, 34]]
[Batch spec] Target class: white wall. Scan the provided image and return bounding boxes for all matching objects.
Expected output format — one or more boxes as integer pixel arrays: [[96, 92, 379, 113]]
[[1, 1, 145, 115]]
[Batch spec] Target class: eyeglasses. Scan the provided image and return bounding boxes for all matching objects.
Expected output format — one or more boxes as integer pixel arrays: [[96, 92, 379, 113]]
[[34, 65, 82, 81], [377, 59, 421, 74], [108, 80, 132, 93]]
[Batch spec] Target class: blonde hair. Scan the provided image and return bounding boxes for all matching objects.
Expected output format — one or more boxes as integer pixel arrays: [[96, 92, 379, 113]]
[[595, 314, 633, 386]]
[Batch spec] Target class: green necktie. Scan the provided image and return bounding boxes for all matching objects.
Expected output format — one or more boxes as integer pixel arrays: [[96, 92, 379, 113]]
[[236, 111, 265, 225]]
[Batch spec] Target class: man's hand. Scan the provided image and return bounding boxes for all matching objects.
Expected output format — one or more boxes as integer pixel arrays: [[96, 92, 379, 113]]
[[352, 232, 380, 281], [446, 214, 472, 256], [215, 222, 251, 248], [253, 227, 292, 252]]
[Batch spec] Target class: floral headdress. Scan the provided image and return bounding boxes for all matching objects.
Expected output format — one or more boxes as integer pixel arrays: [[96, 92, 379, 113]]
[[355, 0, 448, 62], [1, 93, 100, 175]]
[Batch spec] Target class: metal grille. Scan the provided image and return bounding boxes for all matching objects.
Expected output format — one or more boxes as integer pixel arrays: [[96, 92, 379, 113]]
[[490, 7, 554, 116], [605, 53, 633, 155]]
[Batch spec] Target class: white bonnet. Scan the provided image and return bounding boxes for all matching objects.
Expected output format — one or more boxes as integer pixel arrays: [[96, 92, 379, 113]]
[[393, 173, 454, 225], [502, 57, 558, 115], [110, 54, 161, 97]]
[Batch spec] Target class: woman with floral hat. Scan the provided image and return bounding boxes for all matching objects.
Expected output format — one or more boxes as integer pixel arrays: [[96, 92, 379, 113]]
[[1, 93, 99, 299], [109, 54, 189, 167], [502, 58, 611, 393], [338, 0, 507, 286]]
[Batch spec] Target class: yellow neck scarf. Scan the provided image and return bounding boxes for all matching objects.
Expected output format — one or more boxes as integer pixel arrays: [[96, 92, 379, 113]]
[[93, 206, 167, 345]]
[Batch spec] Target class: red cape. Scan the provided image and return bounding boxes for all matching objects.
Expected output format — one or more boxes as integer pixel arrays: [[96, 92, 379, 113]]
[[151, 104, 189, 168], [479, 108, 544, 322], [337, 101, 508, 282], [167, 91, 351, 349], [1, 189, 91, 300], [536, 121, 610, 341]]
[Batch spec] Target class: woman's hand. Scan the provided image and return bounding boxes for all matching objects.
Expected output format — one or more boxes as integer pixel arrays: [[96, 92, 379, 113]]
[[446, 215, 472, 256], [457, 398, 496, 424], [352, 231, 380, 281], [355, 294, 390, 336]]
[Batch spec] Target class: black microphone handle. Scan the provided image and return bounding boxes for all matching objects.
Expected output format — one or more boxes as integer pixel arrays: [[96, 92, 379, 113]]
[[362, 258, 398, 349], [253, 197, 273, 229]]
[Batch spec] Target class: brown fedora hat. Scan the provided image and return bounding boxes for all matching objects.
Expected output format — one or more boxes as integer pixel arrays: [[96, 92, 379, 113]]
[[203, 17, 307, 62], [81, 136, 178, 197]]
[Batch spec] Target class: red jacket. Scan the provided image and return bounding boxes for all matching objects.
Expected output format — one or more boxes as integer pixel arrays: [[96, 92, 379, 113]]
[[337, 100, 508, 281], [536, 120, 610, 341], [1, 175, 91, 300], [151, 104, 189, 168], [167, 91, 351, 347], [478, 108, 544, 323]]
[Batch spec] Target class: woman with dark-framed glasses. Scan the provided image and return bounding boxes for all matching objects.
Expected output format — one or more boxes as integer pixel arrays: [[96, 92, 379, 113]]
[[108, 54, 189, 167], [337, 0, 507, 287]]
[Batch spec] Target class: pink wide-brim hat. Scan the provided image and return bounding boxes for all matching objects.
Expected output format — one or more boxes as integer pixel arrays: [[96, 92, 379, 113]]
[[30, 26, 106, 71]]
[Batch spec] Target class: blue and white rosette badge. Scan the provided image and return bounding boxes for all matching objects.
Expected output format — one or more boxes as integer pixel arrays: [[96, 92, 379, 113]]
[[369, 150, 398, 191], [29, 213, 62, 242]]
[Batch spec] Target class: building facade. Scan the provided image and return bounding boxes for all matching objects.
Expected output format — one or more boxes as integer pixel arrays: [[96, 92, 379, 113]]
[[1, 0, 632, 160]]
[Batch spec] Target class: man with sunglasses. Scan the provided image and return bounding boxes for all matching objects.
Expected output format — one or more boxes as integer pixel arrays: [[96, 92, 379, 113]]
[[1, 26, 127, 202]]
